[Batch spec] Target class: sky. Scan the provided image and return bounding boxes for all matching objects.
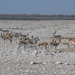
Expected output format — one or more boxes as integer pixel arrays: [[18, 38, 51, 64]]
[[0, 0, 75, 15]]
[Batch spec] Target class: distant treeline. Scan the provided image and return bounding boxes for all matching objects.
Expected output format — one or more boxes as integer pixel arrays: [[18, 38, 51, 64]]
[[0, 14, 75, 20]]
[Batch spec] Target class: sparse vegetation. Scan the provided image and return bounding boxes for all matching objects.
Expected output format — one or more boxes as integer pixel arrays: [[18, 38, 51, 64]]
[[0, 14, 75, 20]]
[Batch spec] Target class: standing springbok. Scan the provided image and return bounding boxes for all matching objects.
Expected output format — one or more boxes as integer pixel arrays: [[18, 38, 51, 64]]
[[53, 30, 61, 38], [49, 38, 61, 52], [51, 41, 60, 50], [28, 36, 40, 49], [18, 37, 29, 50]]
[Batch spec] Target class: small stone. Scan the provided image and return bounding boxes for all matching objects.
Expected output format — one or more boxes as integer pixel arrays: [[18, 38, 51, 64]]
[[55, 61, 63, 64], [50, 52, 55, 55], [43, 62, 47, 65], [25, 70, 29, 72], [30, 61, 33, 64]]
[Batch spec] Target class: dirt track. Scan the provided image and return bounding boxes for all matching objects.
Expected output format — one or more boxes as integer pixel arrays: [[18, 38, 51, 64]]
[[0, 20, 75, 75]]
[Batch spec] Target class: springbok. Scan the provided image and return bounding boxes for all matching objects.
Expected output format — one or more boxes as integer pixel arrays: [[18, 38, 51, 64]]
[[1, 32, 14, 43], [49, 38, 61, 51], [48, 42, 54, 49], [18, 37, 29, 50], [28, 36, 40, 49], [19, 39, 29, 44], [51, 41, 60, 49], [20, 34, 28, 37], [30, 36, 40, 44], [22, 36, 29, 40], [1, 29, 9, 36], [13, 32, 21, 43], [20, 33, 29, 37], [68, 38, 75, 48], [53, 30, 61, 38], [60, 41, 70, 48], [37, 41, 49, 49], [58, 37, 71, 49], [27, 38, 36, 48], [2, 29, 9, 33], [37, 42, 48, 46], [13, 32, 20, 37]]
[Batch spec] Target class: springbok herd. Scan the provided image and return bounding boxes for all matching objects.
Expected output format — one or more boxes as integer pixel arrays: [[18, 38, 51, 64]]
[[0, 29, 75, 52]]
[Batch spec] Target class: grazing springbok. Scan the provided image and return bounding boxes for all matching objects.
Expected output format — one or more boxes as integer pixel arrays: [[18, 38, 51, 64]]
[[37, 42, 48, 46], [0, 29, 9, 36], [1, 32, 14, 43], [37, 41, 49, 49]]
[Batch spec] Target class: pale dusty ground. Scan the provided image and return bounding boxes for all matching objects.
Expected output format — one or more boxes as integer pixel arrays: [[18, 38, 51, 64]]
[[0, 20, 75, 75]]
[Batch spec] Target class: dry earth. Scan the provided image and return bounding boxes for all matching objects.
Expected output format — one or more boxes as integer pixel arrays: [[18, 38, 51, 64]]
[[0, 20, 75, 75]]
